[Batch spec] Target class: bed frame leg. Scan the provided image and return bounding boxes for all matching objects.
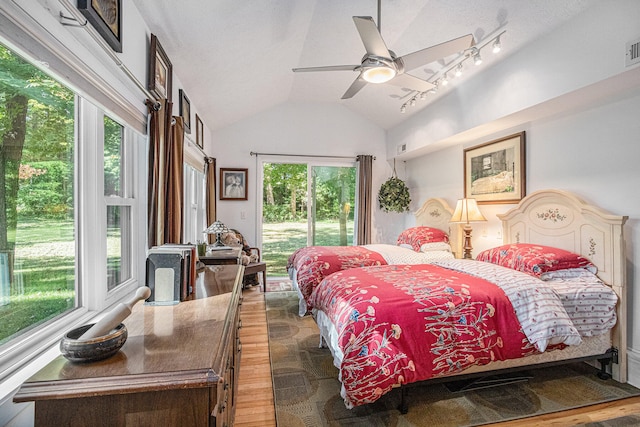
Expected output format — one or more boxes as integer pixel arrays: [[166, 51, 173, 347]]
[[597, 356, 613, 380], [398, 386, 408, 414]]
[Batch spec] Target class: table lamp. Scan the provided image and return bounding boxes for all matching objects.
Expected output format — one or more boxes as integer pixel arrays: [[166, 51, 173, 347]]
[[204, 221, 229, 248], [450, 198, 487, 259]]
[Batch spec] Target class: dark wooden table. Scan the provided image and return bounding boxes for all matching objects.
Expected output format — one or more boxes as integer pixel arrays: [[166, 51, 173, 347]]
[[14, 264, 244, 427], [199, 247, 242, 265]]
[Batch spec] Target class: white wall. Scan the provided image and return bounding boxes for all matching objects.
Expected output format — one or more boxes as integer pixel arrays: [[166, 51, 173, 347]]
[[391, 0, 640, 386], [211, 101, 398, 247]]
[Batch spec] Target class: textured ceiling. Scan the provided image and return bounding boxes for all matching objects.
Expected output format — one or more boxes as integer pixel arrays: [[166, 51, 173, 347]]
[[131, 0, 595, 132]]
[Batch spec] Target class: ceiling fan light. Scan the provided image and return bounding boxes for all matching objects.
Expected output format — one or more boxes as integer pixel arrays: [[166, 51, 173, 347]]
[[362, 66, 396, 83], [455, 64, 463, 77], [400, 104, 406, 113], [441, 74, 449, 86]]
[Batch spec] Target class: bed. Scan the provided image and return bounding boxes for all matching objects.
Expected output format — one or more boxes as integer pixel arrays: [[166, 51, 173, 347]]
[[288, 198, 463, 316], [309, 189, 628, 409]]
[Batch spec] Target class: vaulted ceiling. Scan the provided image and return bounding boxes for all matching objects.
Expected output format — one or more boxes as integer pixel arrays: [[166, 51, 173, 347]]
[[131, 0, 596, 132]]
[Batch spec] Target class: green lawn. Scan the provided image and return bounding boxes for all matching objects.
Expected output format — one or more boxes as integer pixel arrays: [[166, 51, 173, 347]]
[[1, 219, 75, 344], [261, 221, 354, 277]]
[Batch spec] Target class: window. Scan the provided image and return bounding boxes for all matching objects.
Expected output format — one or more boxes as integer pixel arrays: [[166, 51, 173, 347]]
[[0, 42, 76, 345], [183, 164, 206, 245], [104, 116, 132, 291], [0, 40, 147, 379]]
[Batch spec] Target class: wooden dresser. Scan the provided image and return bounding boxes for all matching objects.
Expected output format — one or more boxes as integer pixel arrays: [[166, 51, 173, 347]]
[[14, 264, 244, 427]]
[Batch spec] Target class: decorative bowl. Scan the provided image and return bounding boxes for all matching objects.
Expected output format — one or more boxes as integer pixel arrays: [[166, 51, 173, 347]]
[[60, 323, 128, 363]]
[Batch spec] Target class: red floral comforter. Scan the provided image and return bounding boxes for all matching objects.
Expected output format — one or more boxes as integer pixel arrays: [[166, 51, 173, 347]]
[[310, 263, 576, 408], [288, 246, 386, 311]]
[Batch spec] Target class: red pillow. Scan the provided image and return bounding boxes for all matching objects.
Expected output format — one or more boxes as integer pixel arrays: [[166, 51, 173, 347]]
[[475, 243, 596, 277], [396, 227, 449, 252]]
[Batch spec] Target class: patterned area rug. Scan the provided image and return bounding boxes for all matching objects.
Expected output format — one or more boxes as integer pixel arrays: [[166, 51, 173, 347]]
[[266, 291, 640, 427], [266, 277, 293, 292]]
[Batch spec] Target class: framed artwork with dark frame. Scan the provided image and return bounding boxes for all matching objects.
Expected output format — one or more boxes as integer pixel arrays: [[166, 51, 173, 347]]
[[179, 89, 191, 133], [78, 0, 122, 52], [148, 34, 172, 102], [220, 168, 248, 201], [464, 131, 526, 204], [195, 114, 204, 149]]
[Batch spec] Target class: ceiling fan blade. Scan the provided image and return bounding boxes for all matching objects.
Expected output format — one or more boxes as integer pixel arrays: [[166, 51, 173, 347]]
[[292, 65, 360, 72], [353, 16, 391, 58], [398, 34, 475, 72], [386, 73, 434, 92], [341, 76, 367, 99]]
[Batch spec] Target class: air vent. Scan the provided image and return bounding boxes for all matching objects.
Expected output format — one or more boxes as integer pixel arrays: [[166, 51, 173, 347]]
[[397, 144, 407, 154], [626, 37, 640, 67]]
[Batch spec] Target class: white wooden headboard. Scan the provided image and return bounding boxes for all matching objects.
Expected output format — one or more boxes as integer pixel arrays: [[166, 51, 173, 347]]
[[498, 189, 628, 381], [414, 198, 462, 257]]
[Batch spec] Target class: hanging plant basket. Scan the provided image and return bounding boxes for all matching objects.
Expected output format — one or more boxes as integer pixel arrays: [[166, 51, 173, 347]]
[[378, 176, 411, 213]]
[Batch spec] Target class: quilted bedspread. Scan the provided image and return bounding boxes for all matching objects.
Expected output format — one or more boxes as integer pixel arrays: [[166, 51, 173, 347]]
[[288, 246, 387, 312], [310, 262, 581, 408]]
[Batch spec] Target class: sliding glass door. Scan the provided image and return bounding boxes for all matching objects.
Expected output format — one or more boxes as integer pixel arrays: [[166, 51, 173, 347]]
[[260, 160, 356, 276]]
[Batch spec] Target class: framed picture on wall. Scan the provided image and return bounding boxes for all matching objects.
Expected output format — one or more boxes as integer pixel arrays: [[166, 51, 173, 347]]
[[464, 131, 526, 204], [179, 89, 191, 133], [195, 114, 204, 149], [78, 0, 122, 52], [220, 168, 248, 201], [148, 34, 172, 102]]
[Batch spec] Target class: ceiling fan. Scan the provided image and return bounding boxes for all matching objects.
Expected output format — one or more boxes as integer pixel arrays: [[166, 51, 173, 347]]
[[292, 9, 475, 99]]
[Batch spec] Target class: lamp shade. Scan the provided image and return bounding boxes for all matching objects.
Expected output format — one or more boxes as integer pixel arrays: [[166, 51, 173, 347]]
[[450, 198, 487, 224], [204, 221, 228, 235]]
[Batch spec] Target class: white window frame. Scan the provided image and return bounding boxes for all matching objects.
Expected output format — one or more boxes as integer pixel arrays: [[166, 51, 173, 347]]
[[183, 164, 207, 245], [0, 87, 147, 398]]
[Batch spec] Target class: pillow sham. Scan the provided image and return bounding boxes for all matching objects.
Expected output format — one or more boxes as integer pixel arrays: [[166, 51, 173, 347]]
[[475, 243, 596, 278], [396, 226, 449, 252]]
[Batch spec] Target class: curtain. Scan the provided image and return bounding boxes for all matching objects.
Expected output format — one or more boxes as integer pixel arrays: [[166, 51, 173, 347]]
[[146, 98, 172, 248], [164, 116, 185, 244], [205, 156, 217, 243], [356, 155, 373, 245]]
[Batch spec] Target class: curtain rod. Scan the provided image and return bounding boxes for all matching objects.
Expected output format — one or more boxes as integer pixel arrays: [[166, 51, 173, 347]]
[[250, 151, 374, 160]]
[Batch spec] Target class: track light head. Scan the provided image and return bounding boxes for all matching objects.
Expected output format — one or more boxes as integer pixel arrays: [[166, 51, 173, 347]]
[[492, 36, 502, 54], [473, 49, 482, 65]]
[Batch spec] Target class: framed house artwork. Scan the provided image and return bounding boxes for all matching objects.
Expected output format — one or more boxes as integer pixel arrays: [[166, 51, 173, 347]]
[[195, 114, 204, 149], [179, 89, 191, 133], [220, 168, 248, 201], [148, 34, 172, 102], [464, 131, 526, 204], [78, 0, 122, 53]]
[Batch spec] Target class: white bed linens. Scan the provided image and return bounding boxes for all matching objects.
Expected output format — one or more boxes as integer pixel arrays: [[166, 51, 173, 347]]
[[362, 244, 453, 264], [546, 275, 617, 336], [434, 259, 582, 352]]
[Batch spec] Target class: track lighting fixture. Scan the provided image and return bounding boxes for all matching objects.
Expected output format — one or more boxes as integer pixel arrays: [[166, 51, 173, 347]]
[[397, 30, 505, 112]]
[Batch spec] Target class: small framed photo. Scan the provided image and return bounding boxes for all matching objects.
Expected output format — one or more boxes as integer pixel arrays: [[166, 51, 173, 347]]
[[78, 0, 122, 52], [179, 89, 191, 133], [220, 168, 248, 201], [195, 114, 204, 149], [148, 34, 172, 102], [464, 131, 526, 204]]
